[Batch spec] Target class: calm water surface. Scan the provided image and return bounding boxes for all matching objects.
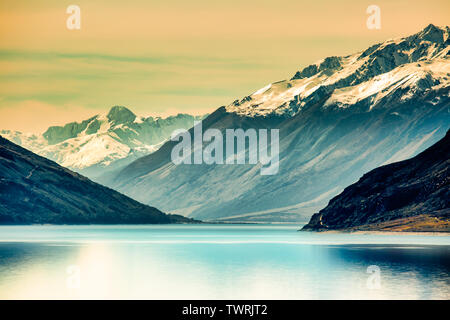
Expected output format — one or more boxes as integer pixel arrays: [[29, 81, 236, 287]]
[[0, 224, 449, 299]]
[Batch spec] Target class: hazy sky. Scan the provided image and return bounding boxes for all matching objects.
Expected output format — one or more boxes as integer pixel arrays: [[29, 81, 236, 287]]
[[0, 0, 449, 132]]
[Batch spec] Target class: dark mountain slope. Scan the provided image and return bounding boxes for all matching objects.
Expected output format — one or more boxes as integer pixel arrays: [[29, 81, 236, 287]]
[[0, 136, 195, 224], [302, 130, 450, 232]]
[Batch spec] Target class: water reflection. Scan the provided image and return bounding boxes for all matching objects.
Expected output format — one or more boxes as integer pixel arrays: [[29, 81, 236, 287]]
[[0, 226, 449, 299]]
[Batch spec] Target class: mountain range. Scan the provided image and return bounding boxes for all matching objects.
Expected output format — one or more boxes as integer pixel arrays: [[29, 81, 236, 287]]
[[1, 107, 205, 182], [0, 135, 194, 224], [108, 24, 450, 223], [302, 129, 449, 232]]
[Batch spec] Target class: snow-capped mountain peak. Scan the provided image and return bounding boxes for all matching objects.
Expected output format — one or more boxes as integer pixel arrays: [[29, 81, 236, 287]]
[[226, 24, 449, 117], [1, 106, 206, 180], [106, 105, 137, 125]]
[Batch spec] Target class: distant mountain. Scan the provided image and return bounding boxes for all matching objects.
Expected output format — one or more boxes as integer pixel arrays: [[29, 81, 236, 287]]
[[1, 106, 205, 181], [0, 135, 195, 224], [109, 24, 450, 222], [302, 130, 450, 232]]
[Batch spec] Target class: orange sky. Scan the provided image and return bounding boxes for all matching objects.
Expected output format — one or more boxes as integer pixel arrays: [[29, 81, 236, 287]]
[[0, 0, 449, 132]]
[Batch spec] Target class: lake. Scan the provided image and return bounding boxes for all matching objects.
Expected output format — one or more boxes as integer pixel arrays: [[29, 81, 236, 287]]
[[0, 224, 449, 299]]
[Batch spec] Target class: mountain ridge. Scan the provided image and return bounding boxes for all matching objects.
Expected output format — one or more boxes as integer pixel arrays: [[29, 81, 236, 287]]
[[227, 24, 449, 117], [110, 24, 449, 222], [0, 135, 195, 224], [1, 106, 206, 181]]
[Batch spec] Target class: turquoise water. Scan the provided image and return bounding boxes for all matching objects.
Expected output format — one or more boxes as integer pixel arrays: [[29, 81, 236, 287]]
[[0, 225, 449, 299]]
